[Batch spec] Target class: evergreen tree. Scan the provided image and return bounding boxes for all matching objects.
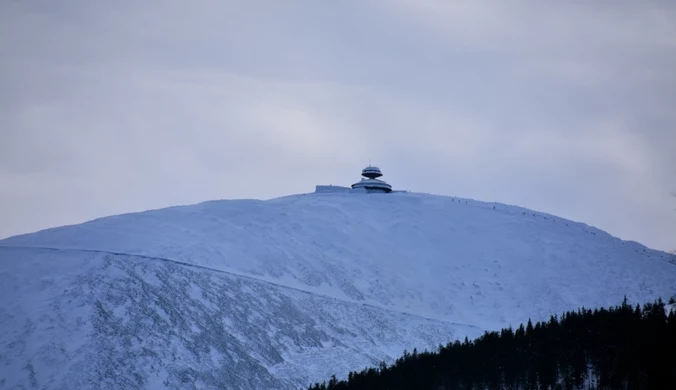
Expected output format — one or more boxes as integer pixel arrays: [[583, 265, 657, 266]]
[[308, 298, 676, 390]]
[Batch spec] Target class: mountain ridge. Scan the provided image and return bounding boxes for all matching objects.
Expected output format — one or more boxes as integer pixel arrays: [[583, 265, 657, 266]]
[[1, 191, 674, 389], [0, 244, 481, 331]]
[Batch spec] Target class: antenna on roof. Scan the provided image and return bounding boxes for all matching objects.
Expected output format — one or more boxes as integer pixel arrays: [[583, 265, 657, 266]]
[[369, 158, 371, 167]]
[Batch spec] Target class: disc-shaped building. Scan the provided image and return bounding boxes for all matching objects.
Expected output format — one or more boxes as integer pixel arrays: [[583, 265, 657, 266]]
[[351, 166, 392, 193]]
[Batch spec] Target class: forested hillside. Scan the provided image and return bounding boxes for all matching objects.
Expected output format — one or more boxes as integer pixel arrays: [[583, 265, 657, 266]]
[[310, 298, 676, 390]]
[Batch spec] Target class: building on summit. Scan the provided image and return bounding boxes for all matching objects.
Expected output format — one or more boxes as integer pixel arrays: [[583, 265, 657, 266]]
[[350, 166, 392, 193], [315, 165, 395, 194]]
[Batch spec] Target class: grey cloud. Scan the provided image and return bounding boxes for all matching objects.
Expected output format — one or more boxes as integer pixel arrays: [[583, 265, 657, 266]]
[[1, 0, 675, 250]]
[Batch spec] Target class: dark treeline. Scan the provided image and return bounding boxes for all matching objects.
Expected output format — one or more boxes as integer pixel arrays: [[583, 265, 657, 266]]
[[309, 298, 676, 390]]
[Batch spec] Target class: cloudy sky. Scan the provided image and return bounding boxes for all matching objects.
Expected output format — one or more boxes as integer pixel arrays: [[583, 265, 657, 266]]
[[1, 0, 675, 251]]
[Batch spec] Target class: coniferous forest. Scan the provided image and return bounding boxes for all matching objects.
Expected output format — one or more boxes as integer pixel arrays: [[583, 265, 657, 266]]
[[308, 298, 676, 390]]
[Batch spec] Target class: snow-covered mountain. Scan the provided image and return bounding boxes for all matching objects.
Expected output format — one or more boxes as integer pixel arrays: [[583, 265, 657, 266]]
[[1, 191, 675, 389]]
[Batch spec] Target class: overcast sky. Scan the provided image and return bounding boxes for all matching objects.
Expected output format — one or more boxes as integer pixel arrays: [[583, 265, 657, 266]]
[[1, 0, 675, 251]]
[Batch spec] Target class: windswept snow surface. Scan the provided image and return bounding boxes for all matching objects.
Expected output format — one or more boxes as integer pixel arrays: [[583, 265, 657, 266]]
[[1, 192, 675, 389]]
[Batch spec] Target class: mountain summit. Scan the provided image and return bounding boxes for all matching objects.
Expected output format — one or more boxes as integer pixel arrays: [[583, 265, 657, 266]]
[[1, 191, 674, 389]]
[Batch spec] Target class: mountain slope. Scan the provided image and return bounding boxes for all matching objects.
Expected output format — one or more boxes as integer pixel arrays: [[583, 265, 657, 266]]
[[1, 191, 675, 389]]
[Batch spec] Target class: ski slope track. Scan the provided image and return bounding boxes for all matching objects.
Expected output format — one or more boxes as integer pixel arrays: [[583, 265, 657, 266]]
[[1, 191, 675, 389]]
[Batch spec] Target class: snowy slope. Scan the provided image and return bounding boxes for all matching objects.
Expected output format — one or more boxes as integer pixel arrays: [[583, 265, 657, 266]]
[[1, 191, 675, 389]]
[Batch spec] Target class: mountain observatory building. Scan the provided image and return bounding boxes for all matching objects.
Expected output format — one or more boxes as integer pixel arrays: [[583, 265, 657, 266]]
[[315, 165, 395, 194], [351, 166, 392, 193]]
